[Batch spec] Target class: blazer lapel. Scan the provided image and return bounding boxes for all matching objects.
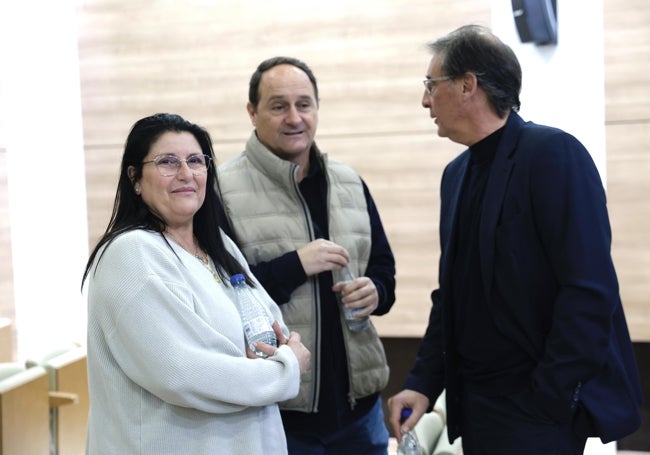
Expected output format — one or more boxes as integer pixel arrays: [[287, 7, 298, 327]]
[[440, 153, 469, 291], [479, 113, 523, 300]]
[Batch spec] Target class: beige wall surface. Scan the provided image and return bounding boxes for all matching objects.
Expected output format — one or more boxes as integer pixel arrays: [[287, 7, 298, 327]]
[[604, 0, 650, 340], [75, 0, 650, 339], [77, 0, 489, 337], [0, 0, 648, 341]]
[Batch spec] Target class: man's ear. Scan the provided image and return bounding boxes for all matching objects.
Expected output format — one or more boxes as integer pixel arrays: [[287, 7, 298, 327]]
[[246, 102, 256, 127], [461, 72, 478, 95]]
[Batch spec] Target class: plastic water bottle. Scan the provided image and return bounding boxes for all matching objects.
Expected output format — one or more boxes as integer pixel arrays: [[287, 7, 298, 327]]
[[335, 265, 369, 331], [230, 273, 277, 357], [397, 408, 422, 455]]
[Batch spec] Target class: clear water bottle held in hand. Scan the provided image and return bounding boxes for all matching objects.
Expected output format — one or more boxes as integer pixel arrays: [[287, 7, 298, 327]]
[[230, 274, 277, 357], [397, 408, 422, 455], [336, 265, 370, 331]]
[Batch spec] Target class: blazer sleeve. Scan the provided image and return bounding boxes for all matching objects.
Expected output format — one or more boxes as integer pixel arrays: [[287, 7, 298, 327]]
[[404, 289, 446, 403], [524, 130, 624, 417]]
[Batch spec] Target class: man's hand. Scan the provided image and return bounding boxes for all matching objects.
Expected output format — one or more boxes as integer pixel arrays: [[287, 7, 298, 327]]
[[387, 389, 430, 443], [332, 276, 378, 316], [297, 239, 350, 276]]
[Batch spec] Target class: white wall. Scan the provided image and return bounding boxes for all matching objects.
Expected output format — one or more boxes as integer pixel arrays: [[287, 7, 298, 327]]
[[0, 0, 88, 360], [491, 2, 613, 454], [491, 0, 607, 183]]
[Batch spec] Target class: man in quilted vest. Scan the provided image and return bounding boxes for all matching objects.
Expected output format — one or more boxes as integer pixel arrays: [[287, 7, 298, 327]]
[[217, 56, 396, 454]]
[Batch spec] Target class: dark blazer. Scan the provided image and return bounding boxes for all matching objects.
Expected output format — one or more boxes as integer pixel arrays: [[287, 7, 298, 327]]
[[405, 112, 642, 443]]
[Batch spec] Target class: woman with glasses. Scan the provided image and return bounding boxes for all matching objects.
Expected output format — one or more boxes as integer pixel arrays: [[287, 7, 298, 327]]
[[82, 113, 310, 455]]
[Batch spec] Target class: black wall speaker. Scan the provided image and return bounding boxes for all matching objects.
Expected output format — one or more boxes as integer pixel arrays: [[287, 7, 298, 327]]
[[511, 0, 558, 45]]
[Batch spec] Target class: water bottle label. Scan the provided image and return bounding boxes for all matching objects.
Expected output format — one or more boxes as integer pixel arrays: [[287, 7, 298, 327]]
[[243, 316, 270, 337], [243, 316, 277, 348]]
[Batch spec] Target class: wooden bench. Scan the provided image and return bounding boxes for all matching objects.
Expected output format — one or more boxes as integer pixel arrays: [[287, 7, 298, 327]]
[[27, 346, 89, 455], [0, 363, 50, 455]]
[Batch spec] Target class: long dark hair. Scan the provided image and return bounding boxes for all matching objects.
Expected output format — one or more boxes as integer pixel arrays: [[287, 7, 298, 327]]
[[82, 113, 250, 288]]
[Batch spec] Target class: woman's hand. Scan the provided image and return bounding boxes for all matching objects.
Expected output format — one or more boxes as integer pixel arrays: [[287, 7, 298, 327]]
[[247, 321, 282, 358], [249, 322, 311, 374], [284, 330, 310, 374]]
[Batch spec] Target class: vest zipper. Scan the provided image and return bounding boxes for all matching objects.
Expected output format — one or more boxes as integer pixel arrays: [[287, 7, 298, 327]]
[[291, 164, 321, 413]]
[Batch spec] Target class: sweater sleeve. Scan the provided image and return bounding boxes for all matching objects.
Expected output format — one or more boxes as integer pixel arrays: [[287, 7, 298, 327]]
[[90, 232, 300, 414]]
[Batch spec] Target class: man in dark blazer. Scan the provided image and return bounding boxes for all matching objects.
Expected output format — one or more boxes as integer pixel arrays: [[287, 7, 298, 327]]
[[388, 24, 642, 455]]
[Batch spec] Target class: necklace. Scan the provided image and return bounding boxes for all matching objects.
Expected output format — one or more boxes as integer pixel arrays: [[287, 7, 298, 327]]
[[193, 250, 223, 284], [165, 231, 222, 283]]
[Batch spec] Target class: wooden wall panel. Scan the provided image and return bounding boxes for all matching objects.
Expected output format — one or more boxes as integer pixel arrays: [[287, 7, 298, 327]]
[[75, 0, 650, 339], [604, 0, 650, 340], [606, 123, 650, 341], [77, 0, 490, 147], [0, 0, 606, 340], [604, 0, 650, 122], [77, 0, 489, 338], [315, 134, 463, 336]]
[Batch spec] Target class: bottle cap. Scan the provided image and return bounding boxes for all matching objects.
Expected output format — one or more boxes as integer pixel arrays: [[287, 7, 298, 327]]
[[400, 408, 413, 421], [229, 273, 245, 285]]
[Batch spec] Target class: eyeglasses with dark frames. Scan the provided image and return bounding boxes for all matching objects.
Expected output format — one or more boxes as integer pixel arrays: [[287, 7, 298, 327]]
[[423, 76, 452, 94], [142, 154, 211, 177]]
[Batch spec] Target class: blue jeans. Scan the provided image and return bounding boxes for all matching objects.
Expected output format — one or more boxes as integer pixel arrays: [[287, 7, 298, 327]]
[[285, 396, 389, 455]]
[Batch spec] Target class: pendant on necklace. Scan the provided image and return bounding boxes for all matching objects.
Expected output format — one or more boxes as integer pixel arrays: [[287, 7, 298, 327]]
[[164, 232, 222, 284], [196, 253, 222, 283]]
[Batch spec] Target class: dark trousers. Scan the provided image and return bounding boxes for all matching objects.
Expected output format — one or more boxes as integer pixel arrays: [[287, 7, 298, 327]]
[[284, 396, 389, 455], [460, 389, 589, 455]]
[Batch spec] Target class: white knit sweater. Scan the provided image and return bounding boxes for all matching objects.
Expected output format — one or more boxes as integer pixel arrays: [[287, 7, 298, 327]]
[[85, 229, 300, 454]]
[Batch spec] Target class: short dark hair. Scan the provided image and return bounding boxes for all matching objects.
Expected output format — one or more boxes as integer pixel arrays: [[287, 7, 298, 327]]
[[248, 56, 319, 109], [82, 113, 249, 288], [427, 24, 522, 117]]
